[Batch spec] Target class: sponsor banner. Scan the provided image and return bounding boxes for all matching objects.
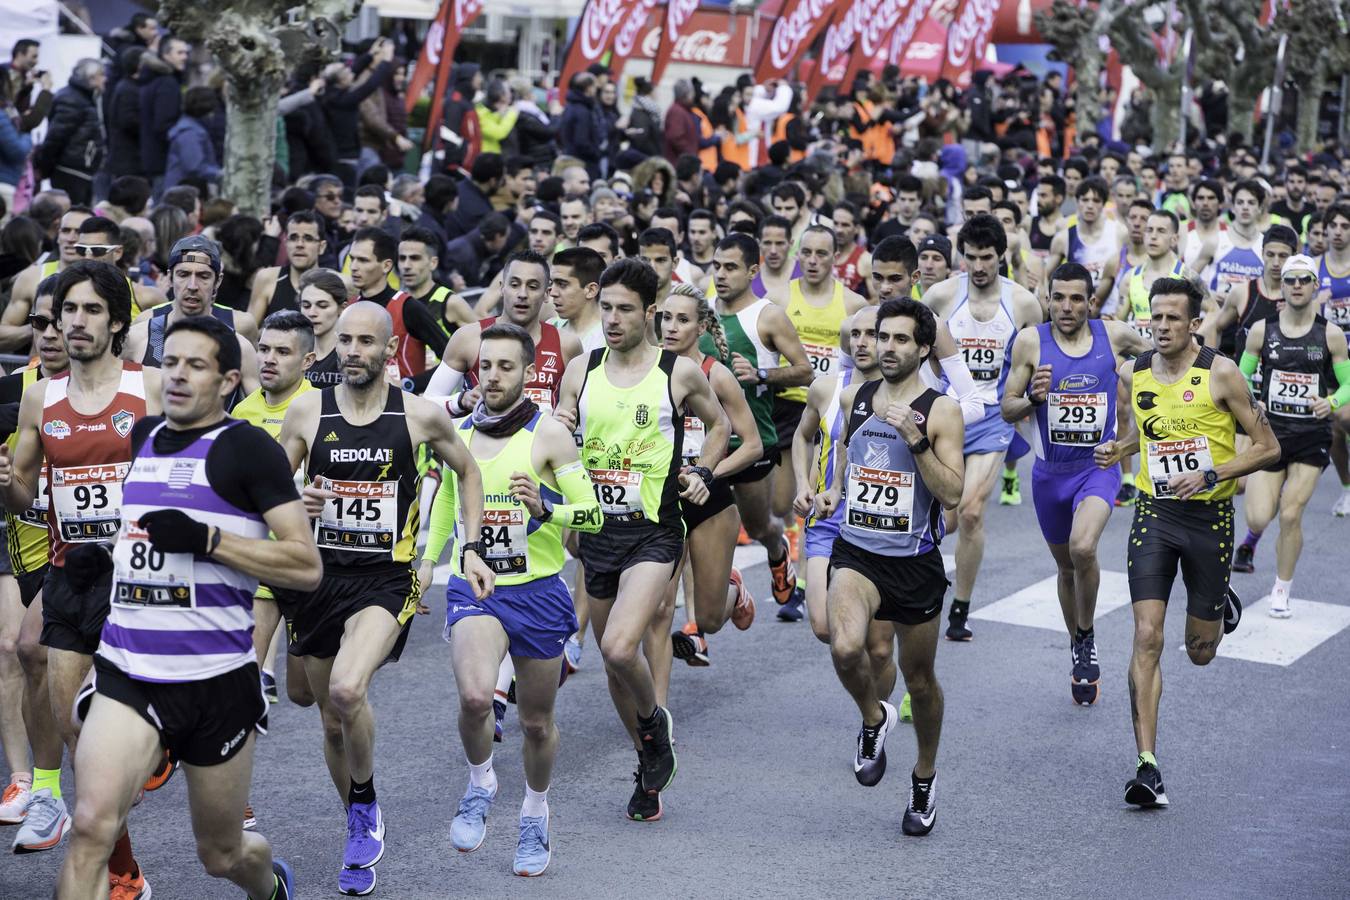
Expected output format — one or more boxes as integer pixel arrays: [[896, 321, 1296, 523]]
[[939, 0, 999, 89], [650, 0, 702, 84], [753, 0, 844, 83]]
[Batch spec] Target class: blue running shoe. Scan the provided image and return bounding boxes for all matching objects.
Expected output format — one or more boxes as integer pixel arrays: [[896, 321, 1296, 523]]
[[513, 814, 551, 877], [338, 864, 376, 896], [450, 783, 496, 852], [271, 858, 295, 900], [342, 800, 385, 869], [493, 699, 506, 743], [564, 635, 583, 673], [776, 587, 805, 622]]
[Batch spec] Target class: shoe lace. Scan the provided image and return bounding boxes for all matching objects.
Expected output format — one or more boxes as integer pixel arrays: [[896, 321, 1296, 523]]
[[1083, 636, 1098, 665], [858, 722, 882, 761], [1, 782, 24, 804], [910, 780, 932, 814], [455, 787, 492, 820], [346, 803, 374, 840], [25, 794, 58, 829], [517, 817, 547, 855]]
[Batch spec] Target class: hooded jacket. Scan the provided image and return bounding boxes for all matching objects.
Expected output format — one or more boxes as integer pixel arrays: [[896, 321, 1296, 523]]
[[559, 88, 602, 174], [164, 114, 221, 191], [107, 48, 149, 177], [440, 63, 481, 172], [35, 79, 103, 179], [139, 53, 183, 177]]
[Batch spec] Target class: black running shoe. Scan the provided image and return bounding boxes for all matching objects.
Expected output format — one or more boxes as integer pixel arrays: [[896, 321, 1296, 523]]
[[1231, 543, 1255, 574], [902, 772, 937, 836], [506, 677, 517, 705], [1115, 483, 1137, 507], [945, 600, 973, 641], [853, 701, 896, 786], [1125, 760, 1169, 808], [1224, 587, 1242, 635], [625, 768, 662, 822], [1071, 634, 1101, 706], [776, 587, 805, 622], [637, 707, 677, 794]]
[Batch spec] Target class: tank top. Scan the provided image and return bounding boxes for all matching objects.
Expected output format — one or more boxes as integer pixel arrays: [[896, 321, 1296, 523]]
[[40, 363, 147, 567], [1317, 255, 1350, 332], [232, 379, 315, 441], [1258, 313, 1335, 442], [1066, 223, 1116, 283], [834, 245, 866, 292], [838, 381, 944, 556], [700, 297, 778, 451], [1209, 231, 1263, 296], [380, 290, 426, 379], [549, 316, 605, 355], [1182, 222, 1222, 287], [810, 370, 853, 530], [576, 349, 683, 531], [1031, 320, 1118, 470], [467, 317, 565, 414], [419, 284, 459, 343], [144, 304, 236, 368], [779, 277, 848, 404], [269, 268, 301, 316], [946, 274, 1016, 407], [5, 365, 49, 575], [102, 420, 269, 682], [306, 386, 420, 570], [1029, 218, 1055, 256], [1222, 277, 1282, 360], [680, 356, 718, 465], [305, 349, 343, 388], [1126, 259, 1187, 341], [451, 411, 566, 584], [1132, 346, 1237, 500]]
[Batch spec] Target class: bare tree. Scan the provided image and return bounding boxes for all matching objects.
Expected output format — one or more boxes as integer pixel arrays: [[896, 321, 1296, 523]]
[[160, 0, 358, 217], [1280, 0, 1350, 152], [1035, 0, 1126, 140]]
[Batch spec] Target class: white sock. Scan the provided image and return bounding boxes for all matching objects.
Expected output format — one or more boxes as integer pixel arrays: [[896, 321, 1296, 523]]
[[521, 786, 549, 820], [494, 657, 515, 701], [1273, 577, 1292, 598], [467, 755, 497, 792]]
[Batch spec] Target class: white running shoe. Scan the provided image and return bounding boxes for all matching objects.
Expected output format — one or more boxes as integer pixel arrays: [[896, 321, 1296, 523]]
[[1267, 588, 1292, 619], [0, 775, 32, 824], [1332, 492, 1350, 518]]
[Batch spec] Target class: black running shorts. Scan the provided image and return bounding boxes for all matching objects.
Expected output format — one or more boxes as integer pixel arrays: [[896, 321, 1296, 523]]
[[681, 479, 737, 532], [578, 522, 684, 600], [829, 538, 950, 626], [17, 565, 46, 608], [725, 449, 780, 485], [772, 396, 807, 455], [1127, 494, 1234, 621], [41, 565, 112, 655], [284, 566, 419, 661], [1264, 428, 1331, 472]]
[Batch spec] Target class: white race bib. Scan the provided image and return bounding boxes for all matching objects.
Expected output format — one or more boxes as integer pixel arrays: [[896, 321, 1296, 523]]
[[682, 415, 706, 464], [111, 524, 195, 609], [316, 477, 398, 553], [1048, 392, 1109, 445], [1268, 370, 1319, 417], [51, 463, 128, 543], [802, 342, 837, 377], [958, 336, 1005, 382], [846, 464, 914, 534], [478, 507, 529, 576], [1322, 290, 1350, 327], [1146, 436, 1214, 498], [590, 468, 643, 518], [18, 469, 49, 527], [524, 386, 555, 416]]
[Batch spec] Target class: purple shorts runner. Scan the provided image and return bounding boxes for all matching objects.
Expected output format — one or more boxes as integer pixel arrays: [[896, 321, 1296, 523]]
[[1031, 462, 1121, 545]]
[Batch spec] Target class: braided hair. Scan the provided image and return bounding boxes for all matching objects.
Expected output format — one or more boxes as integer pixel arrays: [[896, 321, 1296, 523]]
[[669, 282, 729, 363]]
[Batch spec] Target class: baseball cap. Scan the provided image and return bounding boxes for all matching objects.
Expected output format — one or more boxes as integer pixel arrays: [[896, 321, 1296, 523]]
[[1281, 254, 1317, 278], [917, 234, 953, 268], [1263, 224, 1300, 252], [168, 235, 222, 274]]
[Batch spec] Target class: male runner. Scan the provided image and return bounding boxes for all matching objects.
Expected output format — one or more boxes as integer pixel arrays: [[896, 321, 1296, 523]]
[[1003, 263, 1149, 704], [347, 227, 448, 383], [650, 208, 704, 289], [1046, 177, 1119, 312], [397, 227, 476, 346], [559, 197, 590, 247], [277, 301, 493, 895], [298, 268, 347, 389], [1093, 276, 1279, 808], [1199, 224, 1295, 366], [1028, 175, 1066, 279], [1121, 210, 1190, 342], [2, 262, 161, 894], [914, 236, 953, 300], [755, 216, 797, 301], [831, 201, 872, 294], [555, 257, 729, 821], [687, 209, 719, 274], [1314, 203, 1350, 515], [547, 247, 605, 355], [423, 323, 602, 875], [1209, 180, 1267, 298], [0, 207, 91, 352], [1105, 198, 1155, 317], [1181, 179, 1226, 288], [923, 215, 1042, 640], [576, 223, 622, 266], [74, 218, 162, 315], [249, 211, 328, 325], [48, 314, 320, 900], [637, 227, 681, 307], [818, 297, 964, 837], [527, 212, 562, 259], [1239, 255, 1350, 615]]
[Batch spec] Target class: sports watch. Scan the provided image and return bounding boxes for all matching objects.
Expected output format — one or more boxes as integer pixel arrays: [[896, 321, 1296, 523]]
[[756, 368, 768, 385], [1202, 469, 1219, 488]]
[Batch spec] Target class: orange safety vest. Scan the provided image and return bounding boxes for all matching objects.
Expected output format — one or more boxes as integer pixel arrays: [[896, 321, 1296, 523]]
[[693, 107, 718, 172], [852, 100, 895, 166], [772, 113, 805, 163], [721, 107, 751, 170]]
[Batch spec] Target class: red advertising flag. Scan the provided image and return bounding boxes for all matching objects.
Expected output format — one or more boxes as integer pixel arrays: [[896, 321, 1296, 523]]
[[886, 0, 948, 70], [559, 0, 644, 101], [405, 0, 450, 114], [650, 0, 701, 85], [414, 0, 485, 148], [938, 0, 998, 89], [609, 0, 661, 77], [834, 0, 908, 99], [753, 0, 844, 83]]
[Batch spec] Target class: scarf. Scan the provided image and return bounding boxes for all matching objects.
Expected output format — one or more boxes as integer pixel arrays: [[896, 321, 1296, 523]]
[[514, 98, 549, 124], [632, 94, 661, 121], [470, 397, 538, 438]]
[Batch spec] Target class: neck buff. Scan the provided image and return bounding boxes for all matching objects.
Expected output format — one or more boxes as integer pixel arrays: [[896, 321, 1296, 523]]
[[470, 397, 538, 438]]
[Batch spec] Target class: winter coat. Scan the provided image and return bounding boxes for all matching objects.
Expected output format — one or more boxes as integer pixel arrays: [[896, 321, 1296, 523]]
[[322, 59, 392, 160], [285, 99, 336, 180], [138, 56, 183, 177], [626, 96, 662, 157], [34, 82, 103, 179], [0, 108, 31, 186], [512, 101, 557, 167], [447, 179, 495, 240], [163, 115, 221, 191], [559, 89, 603, 174], [440, 64, 481, 171], [476, 104, 519, 155], [662, 101, 701, 163], [106, 70, 143, 177]]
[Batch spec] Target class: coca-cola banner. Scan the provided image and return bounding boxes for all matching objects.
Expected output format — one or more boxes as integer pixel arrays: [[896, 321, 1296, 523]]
[[559, 0, 648, 101], [608, 0, 660, 76], [938, 0, 999, 88], [408, 0, 485, 145], [633, 9, 757, 68], [888, 0, 952, 67], [649, 0, 701, 85], [753, 0, 844, 83]]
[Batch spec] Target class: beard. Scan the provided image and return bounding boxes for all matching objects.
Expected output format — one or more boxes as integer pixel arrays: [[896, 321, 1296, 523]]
[[484, 383, 524, 413], [342, 358, 383, 387], [880, 353, 921, 383]]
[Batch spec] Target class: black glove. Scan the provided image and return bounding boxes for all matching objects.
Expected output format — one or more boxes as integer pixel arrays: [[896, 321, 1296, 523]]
[[65, 543, 113, 593], [138, 509, 211, 555]]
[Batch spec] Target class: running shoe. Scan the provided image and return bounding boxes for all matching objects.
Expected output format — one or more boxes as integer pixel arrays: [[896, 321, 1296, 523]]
[[736, 525, 752, 546], [11, 788, 68, 852], [637, 707, 677, 794], [108, 867, 149, 900], [1267, 586, 1292, 619], [1231, 543, 1255, 574], [671, 627, 710, 667], [261, 670, 279, 704], [777, 587, 805, 622], [1224, 587, 1243, 634], [0, 774, 32, 824], [506, 678, 517, 705], [493, 699, 506, 743], [1115, 483, 1137, 507], [999, 471, 1021, 506], [1333, 491, 1350, 517], [729, 568, 756, 630], [898, 693, 912, 723], [563, 635, 583, 673], [625, 769, 662, 822], [272, 859, 295, 900], [945, 600, 973, 642], [450, 784, 496, 852], [142, 750, 177, 793], [1125, 759, 1169, 808], [243, 803, 257, 831], [342, 800, 385, 869], [337, 865, 376, 897], [854, 700, 897, 787], [513, 814, 551, 877], [901, 772, 937, 836], [785, 521, 801, 562], [1071, 635, 1101, 706], [769, 539, 797, 605]]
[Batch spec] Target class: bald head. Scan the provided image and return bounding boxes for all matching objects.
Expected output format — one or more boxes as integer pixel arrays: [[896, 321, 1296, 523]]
[[340, 300, 393, 343], [336, 301, 397, 388]]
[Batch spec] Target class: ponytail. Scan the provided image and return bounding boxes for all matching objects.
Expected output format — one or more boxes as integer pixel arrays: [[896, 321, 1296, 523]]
[[670, 283, 729, 362]]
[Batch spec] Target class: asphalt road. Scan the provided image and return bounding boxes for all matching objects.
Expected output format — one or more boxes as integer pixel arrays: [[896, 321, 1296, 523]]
[[4, 471, 1349, 899]]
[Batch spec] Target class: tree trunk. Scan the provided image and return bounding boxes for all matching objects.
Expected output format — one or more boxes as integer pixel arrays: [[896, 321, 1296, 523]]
[[1075, 50, 1103, 139], [223, 81, 279, 219], [1149, 79, 1182, 153], [1296, 64, 1327, 154], [1229, 85, 1258, 144]]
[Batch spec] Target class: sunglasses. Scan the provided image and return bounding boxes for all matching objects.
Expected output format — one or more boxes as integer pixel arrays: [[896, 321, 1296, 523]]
[[1282, 274, 1315, 286], [74, 244, 118, 257], [27, 313, 56, 331]]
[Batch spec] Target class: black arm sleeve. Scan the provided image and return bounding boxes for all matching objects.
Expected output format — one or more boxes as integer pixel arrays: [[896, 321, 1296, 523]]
[[402, 298, 450, 358], [205, 423, 300, 516], [130, 415, 163, 457]]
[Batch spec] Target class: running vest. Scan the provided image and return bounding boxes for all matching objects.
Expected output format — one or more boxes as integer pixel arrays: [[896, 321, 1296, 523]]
[[946, 274, 1017, 408], [268, 268, 302, 316], [467, 317, 565, 413], [577, 349, 683, 530], [1031, 320, 1118, 469], [810, 370, 853, 529], [680, 356, 718, 465], [1317, 254, 1350, 331], [452, 411, 566, 584], [143, 304, 235, 368], [1029, 218, 1056, 256], [549, 316, 605, 355], [417, 284, 459, 342], [1132, 346, 1237, 500], [779, 277, 848, 404], [1126, 259, 1187, 340], [1182, 221, 1223, 287], [834, 245, 866, 292], [838, 380, 944, 556], [306, 386, 420, 569], [102, 420, 269, 682], [1066, 223, 1116, 283], [701, 297, 778, 451], [40, 363, 146, 567], [1210, 231, 1263, 295], [305, 349, 343, 388], [233, 379, 315, 441], [375, 290, 427, 379], [5, 365, 49, 575], [1222, 277, 1282, 360], [1258, 313, 1336, 443]]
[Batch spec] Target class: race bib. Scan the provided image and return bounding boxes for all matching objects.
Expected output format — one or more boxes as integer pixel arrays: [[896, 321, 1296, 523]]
[[1268, 370, 1319, 417], [802, 342, 838, 378], [18, 469, 49, 528], [682, 415, 706, 464], [478, 508, 529, 576], [1146, 436, 1214, 498], [846, 464, 914, 533], [315, 477, 398, 553], [1048, 392, 1108, 445], [111, 523, 194, 609], [1131, 320, 1153, 342], [524, 386, 555, 416], [1320, 290, 1350, 328], [958, 337, 1005, 382], [590, 468, 643, 519], [51, 463, 128, 543]]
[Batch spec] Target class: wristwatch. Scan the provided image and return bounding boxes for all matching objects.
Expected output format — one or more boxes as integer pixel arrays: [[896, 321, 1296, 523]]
[[537, 497, 554, 523], [460, 540, 484, 567], [907, 435, 932, 455], [756, 368, 768, 385], [687, 465, 714, 486], [1202, 469, 1219, 488]]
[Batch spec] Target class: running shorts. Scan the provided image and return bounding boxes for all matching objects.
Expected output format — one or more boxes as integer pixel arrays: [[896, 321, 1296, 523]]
[[804, 509, 842, 559], [1031, 462, 1122, 546], [964, 403, 1015, 456], [829, 538, 950, 626], [578, 522, 683, 600], [41, 565, 112, 655], [285, 566, 419, 661], [1127, 494, 1234, 621], [772, 396, 807, 455], [1264, 428, 1331, 472], [725, 449, 780, 484], [443, 573, 578, 659], [17, 565, 46, 608], [682, 479, 736, 532]]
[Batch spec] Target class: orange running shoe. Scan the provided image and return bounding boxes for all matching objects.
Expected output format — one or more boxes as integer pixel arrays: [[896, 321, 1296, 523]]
[[736, 525, 752, 546], [769, 539, 796, 605], [143, 750, 177, 793], [243, 803, 257, 830], [729, 568, 755, 631], [785, 521, 801, 562], [108, 867, 150, 900]]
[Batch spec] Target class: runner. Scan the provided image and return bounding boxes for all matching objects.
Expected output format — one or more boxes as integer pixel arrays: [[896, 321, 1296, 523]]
[[687, 209, 719, 275], [276, 301, 493, 895], [1199, 224, 1295, 367], [74, 217, 161, 316], [650, 208, 704, 289], [816, 297, 965, 837], [1003, 263, 1150, 704], [1314, 204, 1350, 515], [914, 236, 953, 300], [1028, 175, 1066, 284], [49, 314, 319, 900], [1, 261, 161, 895], [1104, 198, 1155, 318], [1092, 276, 1279, 808], [248, 211, 327, 324], [922, 215, 1043, 641], [1121, 210, 1190, 342], [346, 227, 447, 384], [298, 268, 347, 389], [637, 227, 681, 306], [1238, 255, 1350, 615], [397, 227, 476, 346], [421, 322, 602, 876], [755, 216, 797, 301], [1181, 179, 1225, 288], [831, 201, 871, 294], [575, 223, 622, 266], [0, 208, 92, 351], [554, 257, 730, 822], [1209, 181, 1267, 299], [1046, 177, 1120, 312]]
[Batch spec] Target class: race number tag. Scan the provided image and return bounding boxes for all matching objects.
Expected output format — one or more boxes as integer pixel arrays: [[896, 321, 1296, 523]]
[[682, 415, 706, 464], [51, 463, 128, 543], [479, 508, 529, 576], [1146, 436, 1214, 498], [590, 469, 643, 519], [111, 524, 194, 609], [802, 342, 838, 378], [1268, 370, 1319, 417], [958, 336, 1005, 382], [315, 477, 398, 553], [1131, 320, 1153, 342], [846, 464, 914, 533], [1322, 291, 1350, 328], [1048, 392, 1109, 445], [18, 469, 49, 527], [524, 386, 555, 415]]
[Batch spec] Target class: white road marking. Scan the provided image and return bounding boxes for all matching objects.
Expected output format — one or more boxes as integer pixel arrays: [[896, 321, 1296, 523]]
[[970, 570, 1132, 631], [1211, 597, 1350, 667]]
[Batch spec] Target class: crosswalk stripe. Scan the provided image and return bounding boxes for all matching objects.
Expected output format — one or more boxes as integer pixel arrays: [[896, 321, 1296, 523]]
[[1212, 596, 1350, 667], [969, 571, 1133, 631]]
